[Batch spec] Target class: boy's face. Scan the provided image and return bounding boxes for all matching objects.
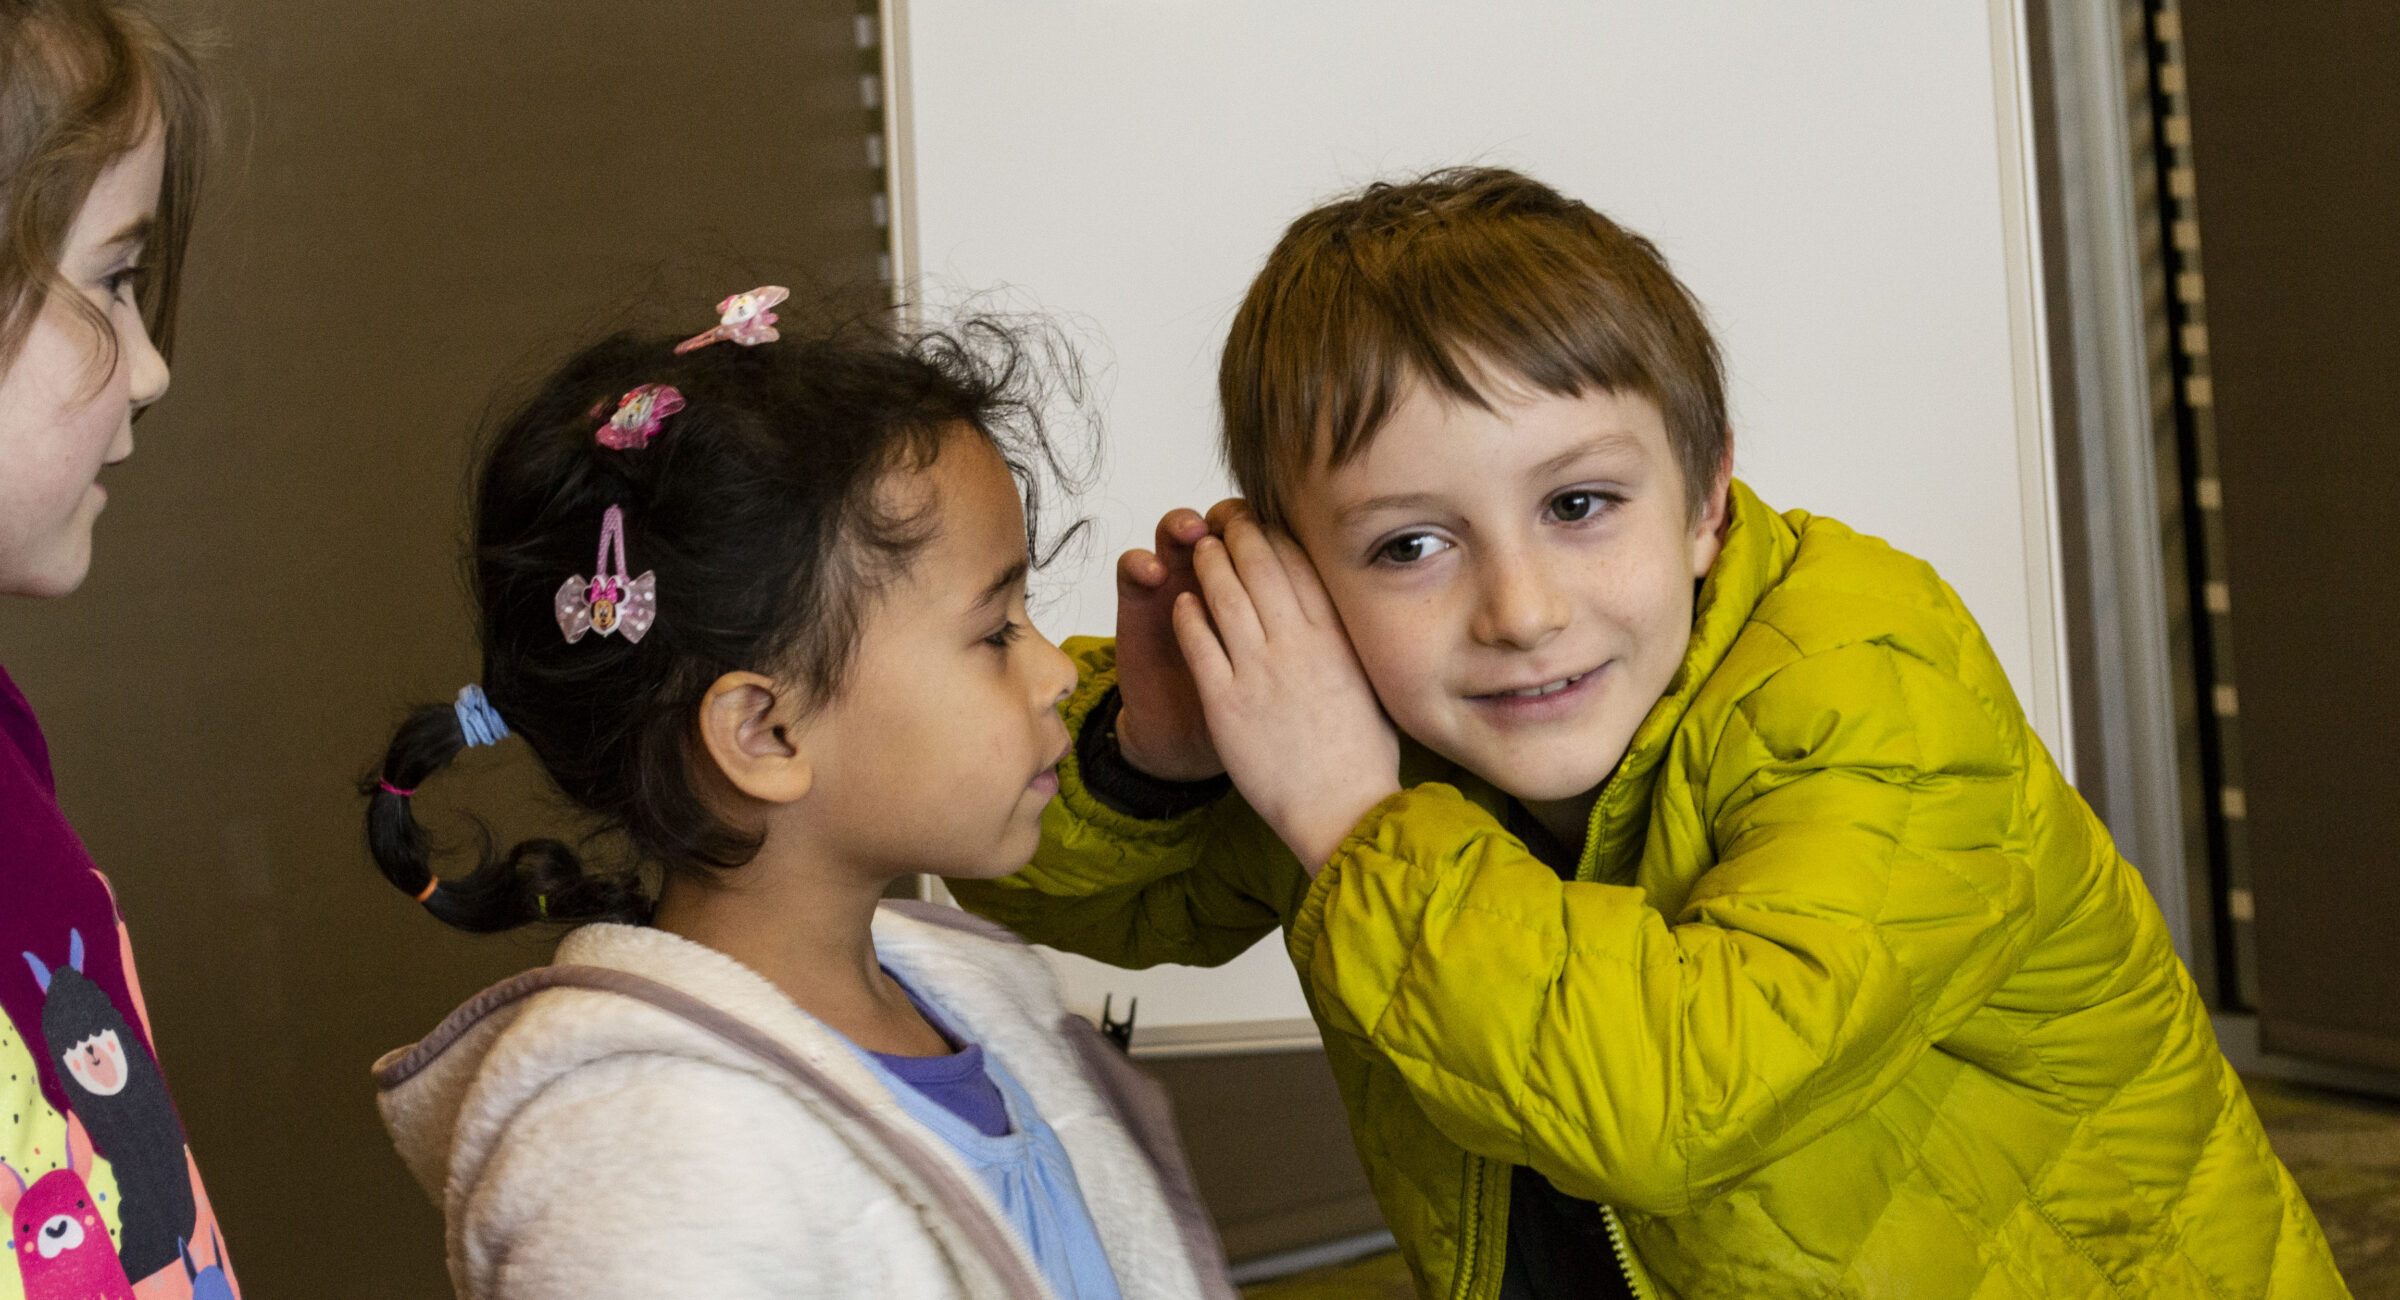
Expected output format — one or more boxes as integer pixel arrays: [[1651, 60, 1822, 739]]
[[1284, 379, 1728, 810]]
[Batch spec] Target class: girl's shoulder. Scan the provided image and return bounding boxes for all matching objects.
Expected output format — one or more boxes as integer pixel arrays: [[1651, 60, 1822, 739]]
[[376, 924, 889, 1197]]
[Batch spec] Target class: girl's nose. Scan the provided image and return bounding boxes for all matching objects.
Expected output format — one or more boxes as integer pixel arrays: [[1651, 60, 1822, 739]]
[[1471, 546, 1569, 650], [125, 314, 170, 411], [1033, 626, 1078, 709]]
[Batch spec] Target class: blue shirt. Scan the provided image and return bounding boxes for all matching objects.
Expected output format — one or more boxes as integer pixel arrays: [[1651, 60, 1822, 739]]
[[850, 974, 1124, 1300], [870, 983, 1010, 1137]]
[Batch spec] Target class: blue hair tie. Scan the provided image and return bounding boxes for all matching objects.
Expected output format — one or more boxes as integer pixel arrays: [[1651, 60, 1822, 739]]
[[455, 685, 512, 749]]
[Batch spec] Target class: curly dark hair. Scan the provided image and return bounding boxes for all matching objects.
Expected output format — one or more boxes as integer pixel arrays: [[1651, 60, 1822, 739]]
[[361, 309, 1090, 932]]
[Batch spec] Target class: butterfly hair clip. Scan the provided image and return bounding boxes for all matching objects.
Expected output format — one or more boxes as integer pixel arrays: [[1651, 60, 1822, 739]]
[[597, 383, 683, 450], [674, 285, 790, 354], [554, 505, 656, 643]]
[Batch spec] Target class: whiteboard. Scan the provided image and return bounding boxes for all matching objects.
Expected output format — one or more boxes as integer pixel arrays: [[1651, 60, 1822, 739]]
[[889, 0, 2062, 1032]]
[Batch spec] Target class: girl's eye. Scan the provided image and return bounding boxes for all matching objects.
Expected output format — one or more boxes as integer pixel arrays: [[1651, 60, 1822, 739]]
[[102, 266, 144, 302], [983, 619, 1025, 650], [1548, 490, 1615, 523], [1374, 533, 1450, 566]]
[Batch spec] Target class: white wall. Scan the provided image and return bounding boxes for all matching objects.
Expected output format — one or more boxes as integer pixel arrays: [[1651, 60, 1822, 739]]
[[892, 0, 2060, 1031]]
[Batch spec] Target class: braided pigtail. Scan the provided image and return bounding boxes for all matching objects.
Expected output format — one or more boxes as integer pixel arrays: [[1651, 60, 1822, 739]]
[[360, 687, 649, 931]]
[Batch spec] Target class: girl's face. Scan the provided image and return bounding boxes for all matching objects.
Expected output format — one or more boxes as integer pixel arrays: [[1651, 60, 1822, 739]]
[[797, 429, 1079, 879], [0, 126, 171, 598]]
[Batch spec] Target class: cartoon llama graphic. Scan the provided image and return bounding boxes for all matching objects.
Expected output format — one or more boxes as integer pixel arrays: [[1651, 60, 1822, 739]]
[[0, 1113, 136, 1300], [22, 930, 193, 1282]]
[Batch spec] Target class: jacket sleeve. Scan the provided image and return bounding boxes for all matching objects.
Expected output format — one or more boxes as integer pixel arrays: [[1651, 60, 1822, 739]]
[[1286, 641, 2039, 1215], [948, 637, 1311, 970]]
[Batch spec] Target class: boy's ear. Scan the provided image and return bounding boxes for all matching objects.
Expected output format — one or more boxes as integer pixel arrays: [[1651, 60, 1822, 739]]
[[1689, 441, 1736, 578], [696, 671, 814, 805]]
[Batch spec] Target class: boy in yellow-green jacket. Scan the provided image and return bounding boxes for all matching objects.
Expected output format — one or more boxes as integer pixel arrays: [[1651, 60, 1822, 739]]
[[951, 168, 2342, 1298]]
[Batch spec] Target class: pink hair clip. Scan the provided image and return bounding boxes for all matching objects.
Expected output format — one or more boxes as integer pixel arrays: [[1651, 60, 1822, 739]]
[[674, 285, 790, 354], [554, 505, 657, 643], [597, 383, 684, 450]]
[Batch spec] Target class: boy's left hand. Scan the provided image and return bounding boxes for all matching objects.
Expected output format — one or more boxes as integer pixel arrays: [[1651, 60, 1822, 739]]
[[1173, 503, 1400, 874]]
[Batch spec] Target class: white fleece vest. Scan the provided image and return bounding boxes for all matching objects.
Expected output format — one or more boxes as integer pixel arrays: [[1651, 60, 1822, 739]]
[[374, 903, 1234, 1300]]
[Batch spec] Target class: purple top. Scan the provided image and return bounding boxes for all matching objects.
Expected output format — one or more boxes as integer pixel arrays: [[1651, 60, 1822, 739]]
[[0, 665, 151, 1117], [869, 975, 1010, 1138], [0, 663, 239, 1293]]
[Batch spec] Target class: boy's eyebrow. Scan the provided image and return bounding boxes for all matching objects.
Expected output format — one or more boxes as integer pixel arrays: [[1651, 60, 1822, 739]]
[[974, 557, 1029, 610], [1528, 430, 1648, 480], [1334, 491, 1445, 530], [1333, 432, 1652, 529]]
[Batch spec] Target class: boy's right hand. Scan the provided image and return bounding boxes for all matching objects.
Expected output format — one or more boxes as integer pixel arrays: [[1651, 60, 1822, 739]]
[[1113, 507, 1226, 781]]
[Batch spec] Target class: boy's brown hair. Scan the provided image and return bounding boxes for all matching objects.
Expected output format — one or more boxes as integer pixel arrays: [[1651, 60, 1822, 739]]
[[1220, 167, 1727, 527], [0, 0, 212, 373]]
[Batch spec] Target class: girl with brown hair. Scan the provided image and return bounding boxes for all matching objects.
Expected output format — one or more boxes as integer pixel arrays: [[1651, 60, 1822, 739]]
[[0, 3, 236, 1295]]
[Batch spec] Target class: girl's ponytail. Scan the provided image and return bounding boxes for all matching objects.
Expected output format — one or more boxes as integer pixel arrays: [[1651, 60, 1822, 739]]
[[361, 687, 648, 932]]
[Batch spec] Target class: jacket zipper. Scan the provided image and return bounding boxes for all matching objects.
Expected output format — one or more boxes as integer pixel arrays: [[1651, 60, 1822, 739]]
[[1585, 796, 1654, 1299], [1455, 1155, 1654, 1300], [1451, 1154, 1491, 1300], [1599, 1205, 1655, 1300]]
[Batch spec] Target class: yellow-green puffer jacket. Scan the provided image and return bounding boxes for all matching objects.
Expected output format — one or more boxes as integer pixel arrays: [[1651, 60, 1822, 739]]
[[953, 481, 2343, 1298]]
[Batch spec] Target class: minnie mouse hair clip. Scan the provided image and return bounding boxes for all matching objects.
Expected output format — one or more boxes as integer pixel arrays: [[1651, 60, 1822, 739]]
[[674, 285, 789, 354], [555, 505, 656, 643], [597, 383, 683, 450]]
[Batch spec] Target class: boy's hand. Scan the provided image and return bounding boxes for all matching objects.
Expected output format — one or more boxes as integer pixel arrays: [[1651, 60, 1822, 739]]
[[1174, 503, 1400, 874], [1114, 507, 1225, 781]]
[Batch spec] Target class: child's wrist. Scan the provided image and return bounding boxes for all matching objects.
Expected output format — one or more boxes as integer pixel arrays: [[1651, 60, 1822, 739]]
[[1285, 780, 1404, 876], [1079, 689, 1231, 820], [1112, 695, 1226, 783]]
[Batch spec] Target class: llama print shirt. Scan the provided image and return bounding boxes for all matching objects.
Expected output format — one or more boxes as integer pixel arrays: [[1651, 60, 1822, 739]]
[[0, 666, 237, 1300]]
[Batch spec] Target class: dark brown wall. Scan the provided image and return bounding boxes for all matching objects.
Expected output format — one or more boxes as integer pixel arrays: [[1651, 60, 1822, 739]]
[[2178, 3, 2400, 1068], [0, 3, 881, 1292], [1140, 1050, 1382, 1263]]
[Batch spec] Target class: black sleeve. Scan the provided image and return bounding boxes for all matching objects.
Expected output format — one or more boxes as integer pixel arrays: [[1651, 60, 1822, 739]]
[[1075, 687, 1232, 821]]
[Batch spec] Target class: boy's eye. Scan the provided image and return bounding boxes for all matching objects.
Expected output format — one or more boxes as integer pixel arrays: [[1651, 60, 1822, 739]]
[[1548, 490, 1615, 523], [1374, 532, 1450, 566], [983, 619, 1025, 649]]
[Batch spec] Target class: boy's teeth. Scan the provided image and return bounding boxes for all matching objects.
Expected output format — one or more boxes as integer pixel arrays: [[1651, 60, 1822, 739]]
[[1499, 674, 1579, 698]]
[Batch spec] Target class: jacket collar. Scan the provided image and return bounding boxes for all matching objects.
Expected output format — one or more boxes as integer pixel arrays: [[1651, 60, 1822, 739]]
[[1579, 478, 1796, 881]]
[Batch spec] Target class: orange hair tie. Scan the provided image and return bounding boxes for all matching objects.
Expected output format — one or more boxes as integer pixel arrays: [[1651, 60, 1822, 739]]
[[415, 877, 440, 903]]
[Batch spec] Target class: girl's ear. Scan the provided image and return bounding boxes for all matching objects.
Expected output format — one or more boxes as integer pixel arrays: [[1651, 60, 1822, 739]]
[[697, 672, 814, 805]]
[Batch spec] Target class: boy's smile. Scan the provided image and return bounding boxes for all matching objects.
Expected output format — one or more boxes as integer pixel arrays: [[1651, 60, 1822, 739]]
[[1286, 378, 1728, 836]]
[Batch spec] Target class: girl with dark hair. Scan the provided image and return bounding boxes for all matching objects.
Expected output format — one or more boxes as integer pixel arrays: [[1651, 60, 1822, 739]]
[[365, 290, 1232, 1300], [0, 3, 238, 1296]]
